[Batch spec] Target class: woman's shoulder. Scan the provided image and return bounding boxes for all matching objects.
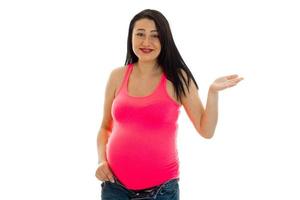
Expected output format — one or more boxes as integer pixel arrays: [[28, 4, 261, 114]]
[[108, 65, 128, 97], [109, 65, 127, 81]]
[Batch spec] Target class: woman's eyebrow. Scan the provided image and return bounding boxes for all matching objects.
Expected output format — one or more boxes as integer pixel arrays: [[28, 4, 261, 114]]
[[136, 28, 158, 32]]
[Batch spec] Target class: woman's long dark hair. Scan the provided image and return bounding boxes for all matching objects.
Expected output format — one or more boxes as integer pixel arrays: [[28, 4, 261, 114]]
[[125, 9, 199, 103]]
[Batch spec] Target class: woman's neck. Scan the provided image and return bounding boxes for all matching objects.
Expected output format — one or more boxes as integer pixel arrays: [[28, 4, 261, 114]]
[[135, 61, 162, 77]]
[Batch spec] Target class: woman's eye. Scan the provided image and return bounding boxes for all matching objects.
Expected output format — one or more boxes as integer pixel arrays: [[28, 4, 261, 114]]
[[152, 35, 159, 38], [136, 33, 144, 37]]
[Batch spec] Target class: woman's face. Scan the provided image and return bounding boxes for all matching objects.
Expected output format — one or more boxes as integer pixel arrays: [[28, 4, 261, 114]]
[[132, 18, 161, 63]]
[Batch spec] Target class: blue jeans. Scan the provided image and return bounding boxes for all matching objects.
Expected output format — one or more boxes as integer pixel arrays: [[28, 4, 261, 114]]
[[101, 176, 180, 200]]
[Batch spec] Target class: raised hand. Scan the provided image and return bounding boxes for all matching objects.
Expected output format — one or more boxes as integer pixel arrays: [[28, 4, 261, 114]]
[[210, 74, 243, 92]]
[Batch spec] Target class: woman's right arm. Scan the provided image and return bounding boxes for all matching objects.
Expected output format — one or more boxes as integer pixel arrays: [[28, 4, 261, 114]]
[[96, 128, 115, 182], [95, 68, 120, 182]]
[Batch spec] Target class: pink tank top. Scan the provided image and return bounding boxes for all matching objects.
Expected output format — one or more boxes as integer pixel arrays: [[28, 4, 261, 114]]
[[106, 63, 181, 190]]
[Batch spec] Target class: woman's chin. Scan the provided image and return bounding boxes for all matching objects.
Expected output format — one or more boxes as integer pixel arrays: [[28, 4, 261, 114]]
[[137, 56, 158, 62]]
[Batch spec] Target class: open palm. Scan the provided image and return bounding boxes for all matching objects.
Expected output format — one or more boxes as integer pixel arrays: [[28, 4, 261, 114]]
[[210, 74, 243, 92]]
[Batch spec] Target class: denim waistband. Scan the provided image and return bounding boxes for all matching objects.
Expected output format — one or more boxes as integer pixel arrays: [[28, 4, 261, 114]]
[[104, 176, 180, 199], [113, 176, 179, 193]]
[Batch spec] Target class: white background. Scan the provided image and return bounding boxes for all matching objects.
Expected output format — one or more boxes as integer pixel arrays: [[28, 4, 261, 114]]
[[0, 0, 299, 199]]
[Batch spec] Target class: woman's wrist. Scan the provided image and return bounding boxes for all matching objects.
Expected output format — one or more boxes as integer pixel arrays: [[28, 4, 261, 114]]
[[208, 85, 219, 95], [98, 159, 107, 165]]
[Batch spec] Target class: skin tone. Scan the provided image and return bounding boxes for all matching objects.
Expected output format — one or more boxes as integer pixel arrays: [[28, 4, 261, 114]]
[[95, 18, 244, 182]]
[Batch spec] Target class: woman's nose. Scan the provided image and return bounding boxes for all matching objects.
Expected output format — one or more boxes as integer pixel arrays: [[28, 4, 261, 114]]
[[142, 36, 151, 45]]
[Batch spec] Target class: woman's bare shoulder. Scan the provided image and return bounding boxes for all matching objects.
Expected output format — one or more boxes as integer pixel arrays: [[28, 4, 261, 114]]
[[108, 65, 127, 97], [110, 65, 126, 80]]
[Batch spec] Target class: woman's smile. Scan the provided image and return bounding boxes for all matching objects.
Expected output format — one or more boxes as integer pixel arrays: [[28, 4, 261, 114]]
[[140, 48, 154, 53]]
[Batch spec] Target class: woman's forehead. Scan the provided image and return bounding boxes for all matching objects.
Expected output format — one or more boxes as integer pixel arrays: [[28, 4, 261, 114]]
[[134, 19, 157, 31]]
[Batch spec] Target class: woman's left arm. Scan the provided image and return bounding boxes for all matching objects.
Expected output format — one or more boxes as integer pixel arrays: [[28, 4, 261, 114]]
[[181, 72, 243, 139], [199, 74, 244, 138]]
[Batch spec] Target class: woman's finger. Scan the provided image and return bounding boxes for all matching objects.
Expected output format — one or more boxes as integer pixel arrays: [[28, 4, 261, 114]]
[[225, 74, 238, 80], [102, 167, 115, 183], [95, 166, 109, 181], [95, 170, 104, 181]]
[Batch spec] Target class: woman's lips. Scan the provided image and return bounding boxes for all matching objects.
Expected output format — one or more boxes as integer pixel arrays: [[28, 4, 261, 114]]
[[140, 48, 153, 53]]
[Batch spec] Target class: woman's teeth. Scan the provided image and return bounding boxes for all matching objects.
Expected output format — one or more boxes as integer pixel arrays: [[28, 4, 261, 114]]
[[140, 48, 153, 53]]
